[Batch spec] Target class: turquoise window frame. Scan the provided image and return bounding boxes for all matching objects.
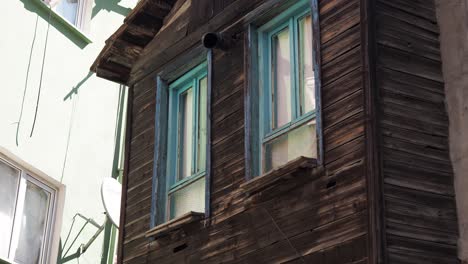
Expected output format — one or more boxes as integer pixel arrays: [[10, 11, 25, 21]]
[[166, 62, 208, 220], [257, 0, 317, 173]]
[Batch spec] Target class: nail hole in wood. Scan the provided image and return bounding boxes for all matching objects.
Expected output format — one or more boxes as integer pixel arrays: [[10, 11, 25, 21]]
[[173, 243, 188, 253], [326, 180, 337, 189]]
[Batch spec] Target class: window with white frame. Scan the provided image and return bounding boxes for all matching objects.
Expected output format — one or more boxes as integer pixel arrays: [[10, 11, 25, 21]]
[[42, 0, 92, 31], [165, 62, 208, 220], [253, 0, 318, 174], [0, 158, 58, 264]]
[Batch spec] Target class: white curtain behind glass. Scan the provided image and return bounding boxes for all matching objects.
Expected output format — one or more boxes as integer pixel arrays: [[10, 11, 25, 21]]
[[299, 15, 315, 114], [0, 161, 20, 258], [54, 0, 79, 25], [179, 89, 194, 180], [266, 120, 317, 171], [273, 28, 292, 129], [197, 77, 208, 173], [170, 178, 205, 219], [14, 181, 51, 264]]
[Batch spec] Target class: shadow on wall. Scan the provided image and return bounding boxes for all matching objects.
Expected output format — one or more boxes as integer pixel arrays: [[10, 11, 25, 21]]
[[18, 0, 89, 49], [92, 0, 132, 18], [63, 72, 94, 101]]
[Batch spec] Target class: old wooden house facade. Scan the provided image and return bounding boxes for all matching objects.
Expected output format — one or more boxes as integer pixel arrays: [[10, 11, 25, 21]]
[[91, 0, 461, 263]]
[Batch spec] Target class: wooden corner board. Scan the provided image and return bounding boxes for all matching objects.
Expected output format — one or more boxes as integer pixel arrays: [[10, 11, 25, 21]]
[[145, 211, 205, 239]]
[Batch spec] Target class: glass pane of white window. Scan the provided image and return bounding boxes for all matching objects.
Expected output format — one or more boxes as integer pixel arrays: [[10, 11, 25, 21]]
[[169, 177, 205, 219], [14, 180, 51, 264], [54, 0, 79, 26], [197, 77, 208, 173], [272, 27, 292, 129], [299, 14, 315, 115], [264, 120, 317, 172], [0, 160, 20, 257], [178, 88, 194, 180]]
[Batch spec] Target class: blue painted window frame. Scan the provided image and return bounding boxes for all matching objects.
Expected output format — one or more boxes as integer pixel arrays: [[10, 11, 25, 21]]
[[151, 58, 211, 227], [166, 62, 208, 220], [246, 0, 322, 177]]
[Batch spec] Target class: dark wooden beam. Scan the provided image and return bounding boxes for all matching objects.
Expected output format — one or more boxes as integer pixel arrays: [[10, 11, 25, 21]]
[[361, 0, 386, 263]]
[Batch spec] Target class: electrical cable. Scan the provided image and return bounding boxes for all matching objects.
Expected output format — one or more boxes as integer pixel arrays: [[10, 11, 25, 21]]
[[263, 207, 306, 263], [30, 6, 53, 137], [15, 15, 39, 146], [60, 93, 78, 183]]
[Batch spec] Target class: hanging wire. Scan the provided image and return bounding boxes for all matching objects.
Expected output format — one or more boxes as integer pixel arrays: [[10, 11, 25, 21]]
[[30, 5, 53, 137], [263, 207, 306, 263], [60, 93, 79, 183], [15, 14, 39, 146]]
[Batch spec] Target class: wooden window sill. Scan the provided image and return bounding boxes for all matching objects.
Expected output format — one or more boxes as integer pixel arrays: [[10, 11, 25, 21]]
[[145, 211, 205, 239], [241, 156, 320, 197]]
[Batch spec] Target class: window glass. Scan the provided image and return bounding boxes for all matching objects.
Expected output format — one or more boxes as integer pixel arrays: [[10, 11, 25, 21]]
[[298, 14, 315, 115], [0, 157, 57, 264], [169, 177, 205, 219], [272, 27, 292, 129], [14, 180, 51, 264], [264, 120, 316, 171], [166, 63, 208, 221], [54, 0, 78, 25], [178, 88, 194, 180], [197, 77, 208, 173], [256, 4, 317, 174], [0, 161, 20, 257]]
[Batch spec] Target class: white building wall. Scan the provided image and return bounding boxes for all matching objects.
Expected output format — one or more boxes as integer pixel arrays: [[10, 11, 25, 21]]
[[0, 0, 136, 263], [436, 0, 468, 263]]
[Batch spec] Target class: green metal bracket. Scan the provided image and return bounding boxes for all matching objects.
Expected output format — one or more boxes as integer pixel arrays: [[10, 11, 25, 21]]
[[59, 213, 105, 264]]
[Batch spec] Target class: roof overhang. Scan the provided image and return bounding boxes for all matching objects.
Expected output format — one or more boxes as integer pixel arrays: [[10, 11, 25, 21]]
[[90, 0, 176, 84]]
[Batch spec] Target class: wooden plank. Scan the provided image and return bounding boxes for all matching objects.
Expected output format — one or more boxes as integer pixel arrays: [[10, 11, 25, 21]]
[[321, 45, 361, 86], [320, 0, 360, 45], [240, 157, 318, 195], [146, 211, 205, 238], [377, 45, 443, 82], [322, 68, 362, 109], [376, 16, 440, 62], [322, 88, 364, 129]]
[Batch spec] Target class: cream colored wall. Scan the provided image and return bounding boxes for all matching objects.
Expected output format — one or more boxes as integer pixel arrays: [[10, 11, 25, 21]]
[[436, 0, 468, 262], [0, 0, 135, 263]]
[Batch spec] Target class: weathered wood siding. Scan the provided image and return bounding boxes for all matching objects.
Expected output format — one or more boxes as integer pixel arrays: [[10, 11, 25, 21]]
[[374, 0, 459, 263], [122, 75, 157, 263], [120, 0, 372, 263]]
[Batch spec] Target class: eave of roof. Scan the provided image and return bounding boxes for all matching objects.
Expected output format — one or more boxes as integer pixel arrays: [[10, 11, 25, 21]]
[[90, 0, 176, 84]]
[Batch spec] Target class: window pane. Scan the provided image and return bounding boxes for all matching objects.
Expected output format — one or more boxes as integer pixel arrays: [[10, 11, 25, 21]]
[[178, 88, 194, 180], [197, 77, 208, 173], [54, 0, 78, 25], [299, 14, 315, 114], [272, 27, 292, 129], [169, 177, 205, 219], [0, 160, 20, 257], [264, 120, 317, 172], [14, 180, 51, 264]]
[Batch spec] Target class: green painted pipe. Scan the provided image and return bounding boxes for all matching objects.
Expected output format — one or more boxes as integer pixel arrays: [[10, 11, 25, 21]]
[[101, 85, 127, 264]]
